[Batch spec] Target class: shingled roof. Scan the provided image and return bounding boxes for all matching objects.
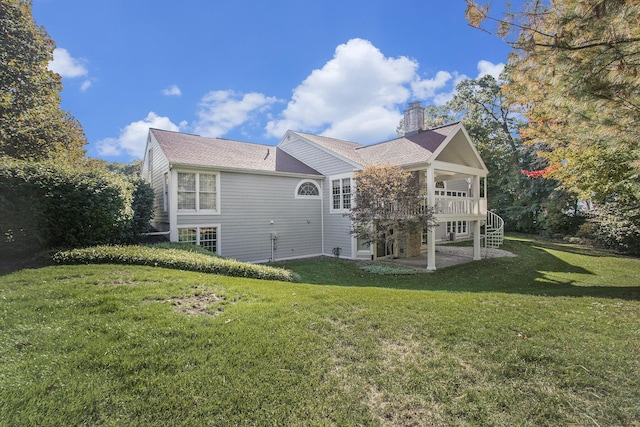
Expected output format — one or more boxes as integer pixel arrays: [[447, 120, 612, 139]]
[[357, 122, 460, 165], [150, 129, 320, 176], [290, 123, 460, 167]]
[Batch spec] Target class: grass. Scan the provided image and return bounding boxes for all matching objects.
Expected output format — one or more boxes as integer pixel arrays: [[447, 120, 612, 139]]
[[1, 235, 639, 426]]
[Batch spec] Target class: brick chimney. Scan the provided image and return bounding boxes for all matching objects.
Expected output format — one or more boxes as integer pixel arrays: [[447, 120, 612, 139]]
[[404, 101, 425, 136]]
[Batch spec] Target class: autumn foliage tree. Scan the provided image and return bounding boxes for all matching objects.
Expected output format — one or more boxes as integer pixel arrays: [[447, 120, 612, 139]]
[[466, 0, 640, 252], [348, 164, 435, 255], [0, 0, 86, 161]]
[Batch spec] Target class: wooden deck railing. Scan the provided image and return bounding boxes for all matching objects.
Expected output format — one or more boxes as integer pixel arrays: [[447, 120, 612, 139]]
[[434, 196, 487, 216], [377, 196, 487, 217]]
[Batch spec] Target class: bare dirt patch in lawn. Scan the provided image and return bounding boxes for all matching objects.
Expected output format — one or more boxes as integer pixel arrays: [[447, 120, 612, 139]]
[[146, 285, 227, 316]]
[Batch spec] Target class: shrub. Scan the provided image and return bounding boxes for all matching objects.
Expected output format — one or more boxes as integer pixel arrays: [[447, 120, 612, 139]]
[[52, 244, 299, 282], [120, 176, 154, 243], [587, 197, 640, 255], [0, 157, 153, 255], [359, 263, 417, 275]]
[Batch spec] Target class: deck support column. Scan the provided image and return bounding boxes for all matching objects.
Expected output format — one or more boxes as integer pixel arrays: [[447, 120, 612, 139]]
[[473, 174, 481, 261], [473, 219, 481, 260], [426, 166, 436, 271]]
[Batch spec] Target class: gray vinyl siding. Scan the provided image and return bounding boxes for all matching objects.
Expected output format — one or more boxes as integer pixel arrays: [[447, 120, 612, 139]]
[[322, 179, 354, 257], [279, 135, 360, 258], [177, 171, 322, 262], [142, 134, 170, 231], [279, 134, 356, 176], [444, 179, 470, 195]]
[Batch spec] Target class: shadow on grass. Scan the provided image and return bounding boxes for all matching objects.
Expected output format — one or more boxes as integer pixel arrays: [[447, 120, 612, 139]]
[[277, 236, 640, 301]]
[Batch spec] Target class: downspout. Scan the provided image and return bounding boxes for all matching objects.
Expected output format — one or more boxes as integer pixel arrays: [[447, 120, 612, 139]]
[[321, 180, 325, 256]]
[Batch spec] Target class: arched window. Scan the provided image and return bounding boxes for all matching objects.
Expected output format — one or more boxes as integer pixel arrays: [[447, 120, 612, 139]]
[[296, 180, 320, 198]]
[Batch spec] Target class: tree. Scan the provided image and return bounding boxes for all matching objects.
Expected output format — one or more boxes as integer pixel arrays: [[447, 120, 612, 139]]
[[418, 71, 582, 235], [466, 0, 639, 199], [348, 164, 435, 256], [0, 0, 86, 161], [466, 0, 640, 250]]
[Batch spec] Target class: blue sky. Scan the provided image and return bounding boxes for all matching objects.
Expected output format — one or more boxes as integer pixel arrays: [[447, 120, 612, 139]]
[[33, 0, 516, 163]]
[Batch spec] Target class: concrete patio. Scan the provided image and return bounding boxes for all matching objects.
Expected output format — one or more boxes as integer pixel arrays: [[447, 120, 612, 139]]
[[384, 245, 516, 271]]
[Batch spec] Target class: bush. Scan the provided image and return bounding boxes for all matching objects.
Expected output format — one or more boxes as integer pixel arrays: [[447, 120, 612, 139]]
[[121, 176, 154, 243], [52, 244, 299, 282], [0, 157, 154, 255], [587, 197, 640, 255]]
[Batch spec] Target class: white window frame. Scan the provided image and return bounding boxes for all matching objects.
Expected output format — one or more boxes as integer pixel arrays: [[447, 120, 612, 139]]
[[446, 221, 469, 236], [329, 173, 353, 213], [177, 224, 221, 254], [176, 171, 221, 214], [295, 180, 321, 199]]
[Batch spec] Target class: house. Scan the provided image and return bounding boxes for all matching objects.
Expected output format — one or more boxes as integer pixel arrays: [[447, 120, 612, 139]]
[[141, 102, 502, 270]]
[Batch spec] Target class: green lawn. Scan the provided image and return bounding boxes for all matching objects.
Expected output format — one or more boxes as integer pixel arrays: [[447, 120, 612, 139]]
[[1, 235, 639, 426]]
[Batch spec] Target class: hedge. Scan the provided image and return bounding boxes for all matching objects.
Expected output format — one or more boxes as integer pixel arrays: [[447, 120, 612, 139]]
[[0, 156, 153, 255], [52, 245, 299, 282]]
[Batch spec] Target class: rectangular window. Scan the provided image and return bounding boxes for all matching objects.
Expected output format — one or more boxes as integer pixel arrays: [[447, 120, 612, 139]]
[[178, 227, 197, 244], [178, 173, 196, 210], [342, 178, 351, 209], [446, 221, 469, 236], [357, 238, 370, 252], [331, 177, 352, 211], [177, 172, 218, 212], [332, 180, 341, 210], [199, 227, 217, 253], [199, 174, 217, 210], [178, 226, 217, 253]]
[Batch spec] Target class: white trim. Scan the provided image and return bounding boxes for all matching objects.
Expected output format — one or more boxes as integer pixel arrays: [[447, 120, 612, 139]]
[[176, 170, 221, 215], [329, 172, 353, 214], [175, 224, 222, 254], [169, 162, 323, 180], [294, 179, 322, 199], [431, 160, 487, 178]]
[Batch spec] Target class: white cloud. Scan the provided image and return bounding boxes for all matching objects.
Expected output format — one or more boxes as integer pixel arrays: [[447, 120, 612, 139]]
[[96, 112, 180, 158], [477, 60, 505, 79], [49, 48, 88, 78], [266, 38, 416, 143], [321, 106, 403, 143], [80, 80, 92, 92], [411, 71, 452, 99], [431, 72, 469, 106], [162, 85, 182, 96], [194, 90, 278, 137]]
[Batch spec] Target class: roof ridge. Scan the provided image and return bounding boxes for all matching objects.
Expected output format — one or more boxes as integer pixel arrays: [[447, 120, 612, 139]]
[[292, 131, 362, 146], [428, 121, 460, 131], [152, 128, 277, 148], [150, 128, 201, 137]]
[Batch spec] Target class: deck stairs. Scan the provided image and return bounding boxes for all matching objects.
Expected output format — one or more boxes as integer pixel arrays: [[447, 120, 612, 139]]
[[483, 211, 504, 249]]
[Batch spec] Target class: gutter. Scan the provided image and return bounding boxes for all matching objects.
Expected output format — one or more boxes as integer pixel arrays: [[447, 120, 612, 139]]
[[141, 231, 171, 236]]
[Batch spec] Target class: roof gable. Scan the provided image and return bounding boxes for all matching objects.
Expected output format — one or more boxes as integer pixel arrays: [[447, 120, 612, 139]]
[[356, 123, 460, 166], [150, 129, 320, 175], [288, 131, 365, 167], [430, 125, 487, 171]]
